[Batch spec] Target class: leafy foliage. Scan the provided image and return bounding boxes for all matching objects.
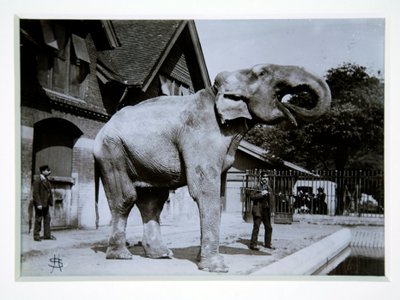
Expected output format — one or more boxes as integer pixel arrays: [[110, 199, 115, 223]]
[[245, 63, 384, 171]]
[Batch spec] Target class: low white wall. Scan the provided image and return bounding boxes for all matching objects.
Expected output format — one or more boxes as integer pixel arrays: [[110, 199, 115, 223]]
[[251, 228, 352, 276], [225, 181, 243, 213]]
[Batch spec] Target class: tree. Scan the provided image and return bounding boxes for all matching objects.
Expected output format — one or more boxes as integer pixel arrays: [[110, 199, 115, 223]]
[[245, 63, 384, 171]]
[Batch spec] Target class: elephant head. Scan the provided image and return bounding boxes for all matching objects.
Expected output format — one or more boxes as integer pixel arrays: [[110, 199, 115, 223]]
[[214, 64, 331, 126]]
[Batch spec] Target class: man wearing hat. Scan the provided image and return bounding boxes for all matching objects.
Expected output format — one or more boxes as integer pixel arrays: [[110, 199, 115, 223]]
[[249, 171, 275, 251], [32, 165, 56, 241], [316, 187, 327, 215]]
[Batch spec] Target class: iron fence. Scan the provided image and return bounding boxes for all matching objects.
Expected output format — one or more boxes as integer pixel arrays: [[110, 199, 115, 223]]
[[241, 169, 384, 219]]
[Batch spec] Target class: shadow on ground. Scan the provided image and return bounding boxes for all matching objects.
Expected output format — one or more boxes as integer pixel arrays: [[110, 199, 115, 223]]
[[91, 242, 146, 257], [91, 238, 270, 264], [237, 238, 272, 250]]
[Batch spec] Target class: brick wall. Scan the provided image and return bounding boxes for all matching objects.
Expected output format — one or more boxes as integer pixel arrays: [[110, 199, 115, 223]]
[[20, 27, 109, 231], [73, 138, 97, 228]]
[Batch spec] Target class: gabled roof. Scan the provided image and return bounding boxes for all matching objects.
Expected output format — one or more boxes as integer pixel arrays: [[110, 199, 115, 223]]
[[97, 20, 210, 91], [238, 140, 316, 175]]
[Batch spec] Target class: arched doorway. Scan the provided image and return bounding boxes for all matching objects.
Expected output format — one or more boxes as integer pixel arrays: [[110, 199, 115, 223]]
[[32, 118, 82, 228]]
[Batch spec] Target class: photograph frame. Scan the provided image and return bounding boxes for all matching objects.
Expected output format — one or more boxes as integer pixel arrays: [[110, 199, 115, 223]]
[[2, 0, 400, 299]]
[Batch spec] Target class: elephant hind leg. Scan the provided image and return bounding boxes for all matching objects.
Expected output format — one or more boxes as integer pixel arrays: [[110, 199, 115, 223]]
[[136, 188, 173, 259], [104, 186, 137, 260], [95, 143, 137, 260]]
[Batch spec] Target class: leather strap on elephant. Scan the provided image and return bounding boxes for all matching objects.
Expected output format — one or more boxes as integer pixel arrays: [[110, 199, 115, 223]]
[[210, 85, 218, 97], [116, 86, 129, 111]]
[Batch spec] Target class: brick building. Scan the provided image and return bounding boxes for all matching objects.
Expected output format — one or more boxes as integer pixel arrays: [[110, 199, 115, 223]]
[[19, 20, 211, 231]]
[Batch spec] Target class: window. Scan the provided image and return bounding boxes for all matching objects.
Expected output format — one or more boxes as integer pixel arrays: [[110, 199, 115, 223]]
[[159, 74, 191, 96], [37, 21, 90, 99]]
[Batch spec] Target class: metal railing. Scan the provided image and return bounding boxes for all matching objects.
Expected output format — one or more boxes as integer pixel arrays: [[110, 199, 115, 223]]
[[241, 169, 384, 219]]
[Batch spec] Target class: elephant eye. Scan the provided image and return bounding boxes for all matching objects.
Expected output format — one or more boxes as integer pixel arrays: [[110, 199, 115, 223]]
[[257, 69, 268, 77], [258, 71, 266, 77], [251, 66, 268, 77]]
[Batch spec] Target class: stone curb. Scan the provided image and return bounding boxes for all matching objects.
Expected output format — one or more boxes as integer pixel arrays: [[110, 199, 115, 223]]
[[250, 228, 352, 276]]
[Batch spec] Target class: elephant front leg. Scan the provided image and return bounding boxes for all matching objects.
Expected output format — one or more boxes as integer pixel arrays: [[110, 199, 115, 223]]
[[136, 188, 173, 258], [196, 203, 227, 273], [188, 166, 228, 273]]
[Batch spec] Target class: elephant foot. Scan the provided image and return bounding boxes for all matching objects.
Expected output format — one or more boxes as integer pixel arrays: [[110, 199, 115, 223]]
[[144, 245, 174, 259], [198, 255, 228, 273], [106, 245, 133, 259]]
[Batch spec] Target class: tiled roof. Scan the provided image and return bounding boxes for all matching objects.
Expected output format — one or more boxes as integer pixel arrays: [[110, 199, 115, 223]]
[[98, 20, 183, 87]]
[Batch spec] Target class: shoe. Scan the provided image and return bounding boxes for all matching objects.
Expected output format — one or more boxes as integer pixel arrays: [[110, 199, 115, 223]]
[[43, 235, 56, 240], [249, 245, 260, 251], [265, 245, 276, 250], [33, 238, 41, 242]]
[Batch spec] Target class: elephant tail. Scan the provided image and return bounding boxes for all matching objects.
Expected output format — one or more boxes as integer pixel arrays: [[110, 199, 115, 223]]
[[95, 161, 100, 229], [28, 199, 33, 233]]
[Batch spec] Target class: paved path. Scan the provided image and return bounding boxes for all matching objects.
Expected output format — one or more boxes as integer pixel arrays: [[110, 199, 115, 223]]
[[18, 213, 384, 278]]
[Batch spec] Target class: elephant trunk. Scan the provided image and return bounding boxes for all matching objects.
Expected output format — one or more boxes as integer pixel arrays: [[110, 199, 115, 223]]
[[280, 66, 331, 123]]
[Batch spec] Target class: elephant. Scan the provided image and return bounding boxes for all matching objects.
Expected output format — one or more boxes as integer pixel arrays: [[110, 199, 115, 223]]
[[93, 63, 331, 272]]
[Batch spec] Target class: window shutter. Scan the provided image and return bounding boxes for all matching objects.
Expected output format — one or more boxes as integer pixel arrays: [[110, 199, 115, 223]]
[[159, 74, 171, 96], [40, 20, 59, 50], [71, 34, 91, 63], [179, 85, 190, 96]]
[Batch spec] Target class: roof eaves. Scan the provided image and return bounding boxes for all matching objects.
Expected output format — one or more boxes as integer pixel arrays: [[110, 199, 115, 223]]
[[238, 140, 269, 161], [187, 20, 211, 87], [96, 62, 124, 85], [238, 140, 317, 175], [97, 55, 143, 88], [282, 161, 319, 176]]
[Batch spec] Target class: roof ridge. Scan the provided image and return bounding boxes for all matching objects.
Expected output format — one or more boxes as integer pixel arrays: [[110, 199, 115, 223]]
[[97, 20, 185, 88]]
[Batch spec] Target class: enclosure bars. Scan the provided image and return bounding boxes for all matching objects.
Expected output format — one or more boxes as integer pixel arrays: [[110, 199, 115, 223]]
[[240, 169, 384, 219]]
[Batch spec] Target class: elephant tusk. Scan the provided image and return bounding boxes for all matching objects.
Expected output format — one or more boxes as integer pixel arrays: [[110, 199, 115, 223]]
[[276, 100, 298, 127]]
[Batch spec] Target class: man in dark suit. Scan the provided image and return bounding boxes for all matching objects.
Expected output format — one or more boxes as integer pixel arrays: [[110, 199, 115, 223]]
[[32, 165, 56, 241], [249, 172, 275, 251]]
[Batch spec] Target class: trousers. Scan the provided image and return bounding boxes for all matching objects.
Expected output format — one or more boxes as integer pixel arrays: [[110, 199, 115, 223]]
[[250, 208, 272, 247], [33, 206, 51, 239]]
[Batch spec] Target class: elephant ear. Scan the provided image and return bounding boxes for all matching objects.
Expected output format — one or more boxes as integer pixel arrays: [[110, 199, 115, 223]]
[[215, 93, 252, 124]]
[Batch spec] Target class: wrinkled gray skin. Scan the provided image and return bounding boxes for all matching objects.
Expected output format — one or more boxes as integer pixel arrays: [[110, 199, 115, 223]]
[[93, 64, 331, 272]]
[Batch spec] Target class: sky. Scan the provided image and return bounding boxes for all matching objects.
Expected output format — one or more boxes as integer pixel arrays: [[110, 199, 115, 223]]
[[195, 19, 385, 81]]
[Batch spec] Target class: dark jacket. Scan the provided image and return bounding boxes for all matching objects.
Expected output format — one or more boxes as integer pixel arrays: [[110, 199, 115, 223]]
[[250, 183, 274, 217], [32, 176, 53, 207]]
